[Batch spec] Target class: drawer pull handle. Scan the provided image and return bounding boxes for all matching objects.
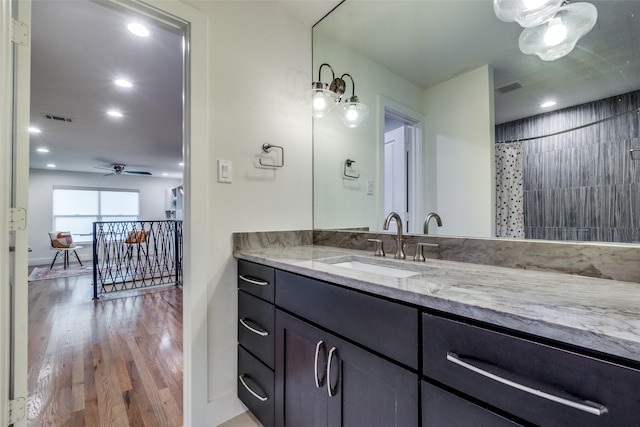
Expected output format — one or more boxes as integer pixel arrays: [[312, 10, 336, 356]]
[[239, 318, 269, 337], [314, 340, 326, 388], [238, 374, 268, 402], [239, 275, 269, 286], [446, 352, 607, 416], [327, 346, 339, 397]]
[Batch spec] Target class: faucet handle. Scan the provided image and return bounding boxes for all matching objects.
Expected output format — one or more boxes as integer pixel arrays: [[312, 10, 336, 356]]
[[414, 242, 439, 262], [367, 239, 385, 257]]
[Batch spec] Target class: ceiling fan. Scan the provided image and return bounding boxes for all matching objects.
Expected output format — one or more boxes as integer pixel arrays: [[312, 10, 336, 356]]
[[95, 163, 152, 176]]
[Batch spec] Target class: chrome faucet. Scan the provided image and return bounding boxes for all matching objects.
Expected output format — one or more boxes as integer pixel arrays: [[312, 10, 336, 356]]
[[383, 212, 405, 259], [423, 212, 442, 234]]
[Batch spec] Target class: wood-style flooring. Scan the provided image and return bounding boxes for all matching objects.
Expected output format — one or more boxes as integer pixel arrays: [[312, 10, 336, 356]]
[[27, 271, 183, 426]]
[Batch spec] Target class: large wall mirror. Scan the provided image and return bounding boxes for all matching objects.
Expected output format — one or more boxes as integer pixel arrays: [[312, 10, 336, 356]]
[[312, 0, 640, 243]]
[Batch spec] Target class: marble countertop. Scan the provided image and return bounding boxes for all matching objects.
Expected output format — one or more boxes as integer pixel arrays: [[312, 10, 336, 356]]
[[235, 245, 640, 364]]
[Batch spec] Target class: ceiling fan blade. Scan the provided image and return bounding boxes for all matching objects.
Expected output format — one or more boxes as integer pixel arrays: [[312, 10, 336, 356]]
[[124, 171, 152, 175]]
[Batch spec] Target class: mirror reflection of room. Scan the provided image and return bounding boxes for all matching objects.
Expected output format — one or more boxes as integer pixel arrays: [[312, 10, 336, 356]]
[[312, 0, 640, 244]]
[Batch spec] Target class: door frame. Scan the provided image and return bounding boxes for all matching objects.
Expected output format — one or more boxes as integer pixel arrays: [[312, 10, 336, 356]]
[[378, 95, 425, 234], [1, 0, 210, 425]]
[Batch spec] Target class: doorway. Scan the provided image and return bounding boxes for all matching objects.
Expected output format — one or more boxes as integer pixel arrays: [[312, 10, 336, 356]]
[[381, 97, 424, 234], [24, 0, 192, 425], [4, 0, 208, 425]]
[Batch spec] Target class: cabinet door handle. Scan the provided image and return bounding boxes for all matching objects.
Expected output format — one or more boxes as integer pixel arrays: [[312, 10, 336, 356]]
[[314, 340, 326, 388], [239, 318, 269, 337], [327, 346, 339, 397], [238, 374, 268, 402], [446, 352, 607, 416], [238, 275, 269, 286]]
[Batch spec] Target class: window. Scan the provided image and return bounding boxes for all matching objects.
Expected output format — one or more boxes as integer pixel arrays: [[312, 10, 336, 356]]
[[52, 187, 139, 243]]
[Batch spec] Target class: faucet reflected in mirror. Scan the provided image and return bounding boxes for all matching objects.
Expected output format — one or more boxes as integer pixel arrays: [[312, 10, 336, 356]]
[[423, 212, 442, 235], [383, 212, 405, 259]]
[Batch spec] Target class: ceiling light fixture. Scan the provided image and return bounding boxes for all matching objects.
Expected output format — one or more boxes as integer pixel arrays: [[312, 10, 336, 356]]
[[114, 79, 133, 88], [519, 2, 597, 61], [28, 127, 41, 133], [127, 23, 150, 37], [179, 162, 184, 166], [540, 101, 557, 108], [36, 147, 50, 153], [107, 110, 124, 118], [337, 73, 369, 128], [494, 0, 598, 61], [303, 63, 345, 119], [494, 0, 563, 27], [46, 163, 56, 168]]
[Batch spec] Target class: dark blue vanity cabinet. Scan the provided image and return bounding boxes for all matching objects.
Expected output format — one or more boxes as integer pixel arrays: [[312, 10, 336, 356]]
[[237, 260, 276, 427], [237, 259, 640, 427], [422, 313, 640, 427], [274, 271, 419, 427]]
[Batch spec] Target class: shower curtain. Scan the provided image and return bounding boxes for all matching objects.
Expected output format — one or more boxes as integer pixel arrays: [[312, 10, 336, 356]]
[[495, 142, 525, 238]]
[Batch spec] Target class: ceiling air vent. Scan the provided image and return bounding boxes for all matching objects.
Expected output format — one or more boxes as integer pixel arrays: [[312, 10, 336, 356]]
[[496, 82, 523, 94], [42, 113, 74, 123]]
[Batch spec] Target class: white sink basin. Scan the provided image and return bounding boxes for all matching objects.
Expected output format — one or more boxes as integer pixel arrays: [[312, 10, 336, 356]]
[[332, 260, 420, 278]]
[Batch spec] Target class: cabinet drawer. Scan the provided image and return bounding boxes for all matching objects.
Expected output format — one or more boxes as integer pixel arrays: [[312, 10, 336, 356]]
[[276, 270, 418, 369], [423, 313, 640, 427], [238, 290, 275, 369], [238, 260, 275, 303], [238, 346, 274, 427], [422, 381, 523, 427]]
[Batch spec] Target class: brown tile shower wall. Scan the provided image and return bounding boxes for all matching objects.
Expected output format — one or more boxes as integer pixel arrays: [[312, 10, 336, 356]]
[[496, 90, 640, 243]]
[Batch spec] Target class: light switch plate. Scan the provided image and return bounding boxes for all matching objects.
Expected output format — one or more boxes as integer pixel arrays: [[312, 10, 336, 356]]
[[367, 179, 374, 195], [218, 160, 232, 183]]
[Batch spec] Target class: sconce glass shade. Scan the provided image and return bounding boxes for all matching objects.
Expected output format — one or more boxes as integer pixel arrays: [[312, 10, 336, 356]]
[[303, 82, 340, 118], [519, 2, 598, 61], [493, 0, 563, 27], [339, 95, 369, 128]]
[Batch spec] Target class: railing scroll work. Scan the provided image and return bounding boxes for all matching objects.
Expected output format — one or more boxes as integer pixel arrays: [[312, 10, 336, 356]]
[[92, 220, 182, 299]]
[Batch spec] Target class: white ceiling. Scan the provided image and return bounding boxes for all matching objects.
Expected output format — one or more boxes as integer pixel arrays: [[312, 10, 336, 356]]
[[314, 1, 640, 124], [31, 1, 636, 178], [30, 0, 184, 178], [29, 0, 341, 178]]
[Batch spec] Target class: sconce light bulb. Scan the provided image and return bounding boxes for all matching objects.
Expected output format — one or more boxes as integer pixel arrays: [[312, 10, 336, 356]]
[[346, 106, 359, 122], [544, 18, 568, 46], [313, 93, 327, 111]]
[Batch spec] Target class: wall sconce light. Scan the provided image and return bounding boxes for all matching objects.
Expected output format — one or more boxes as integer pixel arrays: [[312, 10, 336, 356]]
[[337, 74, 369, 128], [303, 63, 345, 118], [493, 0, 597, 61], [304, 64, 369, 127]]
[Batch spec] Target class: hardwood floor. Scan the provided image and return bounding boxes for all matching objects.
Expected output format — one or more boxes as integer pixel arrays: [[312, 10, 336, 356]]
[[27, 271, 183, 426]]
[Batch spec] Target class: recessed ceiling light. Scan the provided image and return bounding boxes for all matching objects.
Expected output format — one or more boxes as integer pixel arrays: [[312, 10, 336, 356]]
[[107, 110, 124, 118], [178, 162, 184, 166], [127, 23, 149, 37], [162, 173, 169, 176], [46, 163, 56, 168], [541, 101, 557, 108], [29, 127, 41, 133], [36, 147, 49, 153], [114, 79, 133, 88]]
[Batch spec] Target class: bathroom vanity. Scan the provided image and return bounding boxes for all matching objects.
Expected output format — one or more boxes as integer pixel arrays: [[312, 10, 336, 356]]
[[235, 245, 640, 427]]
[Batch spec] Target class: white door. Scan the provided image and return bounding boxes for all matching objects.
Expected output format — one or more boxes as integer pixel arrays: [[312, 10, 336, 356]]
[[2, 0, 31, 426], [384, 126, 407, 232], [383, 123, 423, 234]]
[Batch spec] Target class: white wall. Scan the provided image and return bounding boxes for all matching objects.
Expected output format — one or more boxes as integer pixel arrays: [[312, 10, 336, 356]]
[[423, 65, 496, 238], [182, 2, 316, 424], [28, 168, 181, 265], [313, 32, 424, 231]]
